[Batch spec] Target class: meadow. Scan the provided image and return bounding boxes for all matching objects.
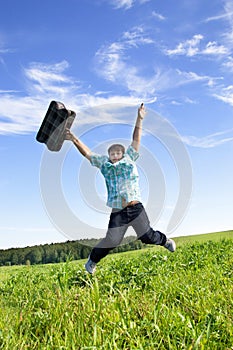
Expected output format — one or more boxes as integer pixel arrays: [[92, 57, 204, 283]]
[[0, 231, 232, 349]]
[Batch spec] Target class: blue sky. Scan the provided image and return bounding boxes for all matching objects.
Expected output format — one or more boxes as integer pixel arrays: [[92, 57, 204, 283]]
[[1, 0, 233, 249]]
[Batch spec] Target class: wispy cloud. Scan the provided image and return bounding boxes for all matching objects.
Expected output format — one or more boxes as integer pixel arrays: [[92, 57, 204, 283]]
[[94, 27, 218, 99], [0, 43, 15, 66], [0, 89, 19, 93], [0, 39, 15, 55], [165, 34, 203, 57], [24, 61, 76, 94], [95, 26, 157, 97], [0, 51, 221, 136], [223, 56, 233, 71], [0, 60, 143, 135], [204, 12, 233, 23], [0, 60, 80, 134], [213, 85, 233, 106], [107, 0, 150, 10], [0, 48, 14, 54], [170, 97, 198, 106], [183, 97, 198, 104], [202, 41, 228, 55], [182, 129, 233, 148], [223, 0, 233, 45], [110, 0, 134, 10], [152, 11, 166, 21], [0, 21, 227, 136], [203, 0, 233, 25], [175, 70, 219, 88], [165, 34, 228, 57], [204, 1, 233, 48]]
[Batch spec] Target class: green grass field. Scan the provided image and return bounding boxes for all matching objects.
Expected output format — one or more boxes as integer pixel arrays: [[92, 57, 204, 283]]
[[0, 231, 233, 349]]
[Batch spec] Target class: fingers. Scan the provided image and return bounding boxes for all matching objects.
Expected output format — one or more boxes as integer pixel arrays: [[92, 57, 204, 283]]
[[139, 103, 145, 112], [138, 103, 146, 119], [65, 128, 73, 140]]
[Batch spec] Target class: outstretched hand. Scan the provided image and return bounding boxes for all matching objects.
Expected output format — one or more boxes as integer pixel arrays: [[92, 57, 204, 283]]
[[65, 128, 74, 141], [138, 103, 146, 119]]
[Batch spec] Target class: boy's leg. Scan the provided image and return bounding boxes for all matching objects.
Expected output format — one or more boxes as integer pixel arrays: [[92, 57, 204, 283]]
[[90, 210, 128, 264], [130, 204, 167, 245], [131, 205, 176, 251]]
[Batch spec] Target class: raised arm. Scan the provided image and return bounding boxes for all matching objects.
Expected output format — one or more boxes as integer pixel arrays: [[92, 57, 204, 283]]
[[65, 129, 91, 161], [131, 103, 146, 152]]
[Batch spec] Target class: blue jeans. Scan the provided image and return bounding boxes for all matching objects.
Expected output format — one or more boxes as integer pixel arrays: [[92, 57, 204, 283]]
[[90, 202, 167, 263]]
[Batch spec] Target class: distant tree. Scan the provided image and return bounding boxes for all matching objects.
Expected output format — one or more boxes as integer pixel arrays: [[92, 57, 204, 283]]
[[0, 236, 147, 267], [26, 249, 42, 265], [11, 253, 19, 265], [80, 246, 90, 259]]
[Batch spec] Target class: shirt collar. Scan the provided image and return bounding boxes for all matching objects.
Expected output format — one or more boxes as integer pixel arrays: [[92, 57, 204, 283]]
[[106, 155, 126, 167]]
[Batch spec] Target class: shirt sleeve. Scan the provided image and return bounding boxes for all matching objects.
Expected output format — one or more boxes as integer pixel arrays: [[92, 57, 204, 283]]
[[90, 153, 108, 168], [126, 145, 139, 161]]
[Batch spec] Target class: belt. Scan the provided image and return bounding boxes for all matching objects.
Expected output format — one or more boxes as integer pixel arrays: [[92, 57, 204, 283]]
[[123, 200, 140, 208], [112, 200, 140, 212]]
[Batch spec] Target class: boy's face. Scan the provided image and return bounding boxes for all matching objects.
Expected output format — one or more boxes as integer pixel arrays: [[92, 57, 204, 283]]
[[109, 148, 124, 163]]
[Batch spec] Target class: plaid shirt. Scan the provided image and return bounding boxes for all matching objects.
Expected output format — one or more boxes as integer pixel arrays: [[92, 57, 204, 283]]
[[90, 145, 141, 209], [36, 101, 76, 152]]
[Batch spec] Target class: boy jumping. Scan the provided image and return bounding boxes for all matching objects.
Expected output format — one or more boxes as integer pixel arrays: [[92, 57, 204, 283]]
[[65, 104, 176, 274]]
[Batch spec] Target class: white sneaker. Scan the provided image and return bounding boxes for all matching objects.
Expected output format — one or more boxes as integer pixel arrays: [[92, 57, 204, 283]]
[[85, 257, 97, 274], [164, 239, 176, 252]]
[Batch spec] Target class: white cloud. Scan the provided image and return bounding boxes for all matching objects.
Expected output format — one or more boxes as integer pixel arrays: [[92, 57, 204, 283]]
[[107, 0, 150, 9], [205, 1, 233, 48], [169, 97, 197, 106], [204, 12, 233, 23], [0, 60, 144, 135], [152, 11, 166, 21], [223, 1, 233, 46], [0, 23, 226, 137], [165, 34, 228, 57], [109, 0, 134, 9], [175, 70, 216, 86], [202, 41, 228, 55], [213, 85, 233, 106], [0, 89, 19, 93], [182, 129, 233, 148], [0, 95, 47, 134], [95, 28, 218, 97], [0, 48, 13, 54], [24, 61, 76, 95], [95, 26, 219, 98], [0, 43, 15, 66], [204, 0, 233, 26], [95, 26, 158, 97], [0, 52, 220, 136], [0, 93, 143, 135], [223, 56, 233, 71], [122, 27, 154, 46], [184, 97, 198, 104], [165, 34, 203, 57], [170, 100, 181, 106], [0, 39, 15, 55]]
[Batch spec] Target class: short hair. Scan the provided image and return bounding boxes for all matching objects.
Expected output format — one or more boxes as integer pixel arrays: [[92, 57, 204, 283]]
[[108, 144, 125, 155]]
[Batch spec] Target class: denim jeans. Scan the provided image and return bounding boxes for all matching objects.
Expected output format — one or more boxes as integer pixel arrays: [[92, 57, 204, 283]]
[[90, 202, 167, 263]]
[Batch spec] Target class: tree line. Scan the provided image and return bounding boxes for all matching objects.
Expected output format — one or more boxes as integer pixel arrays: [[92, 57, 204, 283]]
[[0, 237, 146, 266]]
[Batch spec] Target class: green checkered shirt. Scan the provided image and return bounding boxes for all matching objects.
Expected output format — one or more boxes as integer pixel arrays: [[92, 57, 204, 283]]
[[90, 145, 141, 209]]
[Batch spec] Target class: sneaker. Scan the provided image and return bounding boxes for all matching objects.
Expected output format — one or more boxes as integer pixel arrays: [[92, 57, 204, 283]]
[[164, 239, 176, 253], [85, 257, 97, 274]]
